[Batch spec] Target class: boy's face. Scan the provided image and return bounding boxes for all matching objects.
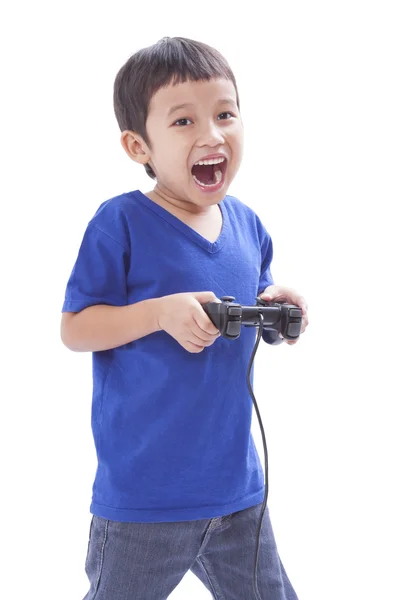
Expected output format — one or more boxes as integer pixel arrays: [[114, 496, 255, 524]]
[[123, 77, 244, 209]]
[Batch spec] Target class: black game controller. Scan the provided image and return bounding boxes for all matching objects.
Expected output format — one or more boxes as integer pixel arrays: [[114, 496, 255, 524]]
[[203, 296, 302, 341]]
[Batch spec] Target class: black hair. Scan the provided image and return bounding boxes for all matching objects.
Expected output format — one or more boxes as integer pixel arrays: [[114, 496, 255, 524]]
[[113, 36, 240, 179]]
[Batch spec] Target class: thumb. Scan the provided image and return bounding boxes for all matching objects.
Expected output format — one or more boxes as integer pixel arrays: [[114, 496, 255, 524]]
[[260, 285, 279, 300], [190, 291, 218, 305]]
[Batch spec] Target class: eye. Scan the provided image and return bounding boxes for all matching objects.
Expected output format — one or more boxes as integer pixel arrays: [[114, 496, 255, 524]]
[[174, 118, 192, 127], [218, 112, 234, 120]]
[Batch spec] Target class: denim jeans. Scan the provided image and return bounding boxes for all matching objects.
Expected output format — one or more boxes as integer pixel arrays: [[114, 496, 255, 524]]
[[83, 502, 299, 600]]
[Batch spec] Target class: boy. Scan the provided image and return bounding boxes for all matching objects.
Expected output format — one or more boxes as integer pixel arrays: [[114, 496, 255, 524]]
[[61, 36, 308, 600]]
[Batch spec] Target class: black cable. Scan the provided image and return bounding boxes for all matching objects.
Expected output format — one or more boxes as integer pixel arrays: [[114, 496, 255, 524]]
[[246, 314, 268, 600]]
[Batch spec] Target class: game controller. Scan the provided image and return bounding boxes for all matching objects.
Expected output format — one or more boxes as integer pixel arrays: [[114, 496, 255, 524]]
[[203, 296, 302, 341]]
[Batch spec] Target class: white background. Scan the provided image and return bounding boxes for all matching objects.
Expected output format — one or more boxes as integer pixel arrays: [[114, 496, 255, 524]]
[[1, 1, 399, 599]]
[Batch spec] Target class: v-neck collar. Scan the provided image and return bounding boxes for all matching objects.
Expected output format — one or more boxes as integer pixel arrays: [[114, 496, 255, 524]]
[[131, 189, 228, 254]]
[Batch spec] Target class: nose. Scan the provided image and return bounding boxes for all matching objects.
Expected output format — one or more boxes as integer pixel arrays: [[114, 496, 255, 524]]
[[197, 119, 225, 147]]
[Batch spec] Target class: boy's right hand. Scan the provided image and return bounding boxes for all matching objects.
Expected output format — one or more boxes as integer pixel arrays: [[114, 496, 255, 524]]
[[157, 292, 221, 353]]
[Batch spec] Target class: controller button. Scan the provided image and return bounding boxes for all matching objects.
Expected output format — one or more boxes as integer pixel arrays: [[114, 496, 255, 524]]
[[289, 308, 302, 318], [287, 322, 301, 337], [256, 297, 268, 306], [221, 296, 235, 302], [227, 306, 242, 317], [226, 321, 241, 336]]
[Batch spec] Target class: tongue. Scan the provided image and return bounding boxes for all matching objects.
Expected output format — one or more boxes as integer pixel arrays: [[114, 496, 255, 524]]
[[192, 163, 215, 184]]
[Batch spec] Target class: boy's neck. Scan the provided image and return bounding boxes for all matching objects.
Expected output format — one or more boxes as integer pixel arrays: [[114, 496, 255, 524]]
[[145, 186, 219, 217]]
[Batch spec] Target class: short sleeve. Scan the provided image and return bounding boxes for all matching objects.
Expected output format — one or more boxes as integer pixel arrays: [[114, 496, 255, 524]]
[[62, 224, 129, 313], [257, 230, 275, 296]]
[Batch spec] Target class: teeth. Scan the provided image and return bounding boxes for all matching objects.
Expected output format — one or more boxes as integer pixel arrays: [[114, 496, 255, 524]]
[[194, 157, 225, 166], [193, 169, 223, 187], [214, 169, 222, 184]]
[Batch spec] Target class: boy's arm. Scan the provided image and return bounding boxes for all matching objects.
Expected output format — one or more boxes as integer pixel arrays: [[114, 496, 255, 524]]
[[61, 291, 220, 353], [61, 215, 146, 352], [61, 299, 162, 352]]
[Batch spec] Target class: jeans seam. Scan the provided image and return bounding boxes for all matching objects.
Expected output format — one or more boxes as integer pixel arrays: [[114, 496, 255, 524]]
[[85, 516, 95, 570], [93, 518, 109, 598], [197, 554, 223, 600]]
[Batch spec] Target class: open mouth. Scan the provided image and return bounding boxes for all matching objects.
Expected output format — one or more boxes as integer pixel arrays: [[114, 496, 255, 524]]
[[191, 158, 228, 189]]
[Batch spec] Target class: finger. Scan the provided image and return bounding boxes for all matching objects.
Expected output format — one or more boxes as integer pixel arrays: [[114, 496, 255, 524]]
[[261, 286, 307, 307], [260, 285, 279, 299], [263, 290, 294, 304], [191, 317, 220, 342], [299, 298, 308, 314], [301, 321, 308, 334], [191, 291, 219, 305], [193, 313, 220, 337], [184, 341, 205, 353], [187, 333, 217, 349], [301, 312, 309, 331], [286, 293, 307, 311]]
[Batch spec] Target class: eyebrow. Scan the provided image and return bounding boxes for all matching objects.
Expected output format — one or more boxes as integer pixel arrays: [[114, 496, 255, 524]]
[[167, 98, 237, 117]]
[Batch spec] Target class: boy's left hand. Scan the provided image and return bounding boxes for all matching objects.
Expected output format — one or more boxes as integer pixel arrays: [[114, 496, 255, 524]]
[[259, 285, 309, 345]]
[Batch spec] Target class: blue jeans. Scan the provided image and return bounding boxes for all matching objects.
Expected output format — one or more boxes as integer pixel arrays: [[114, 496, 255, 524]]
[[83, 502, 299, 599]]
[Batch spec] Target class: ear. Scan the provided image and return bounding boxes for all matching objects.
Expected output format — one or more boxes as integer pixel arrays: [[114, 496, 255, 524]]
[[120, 130, 151, 165]]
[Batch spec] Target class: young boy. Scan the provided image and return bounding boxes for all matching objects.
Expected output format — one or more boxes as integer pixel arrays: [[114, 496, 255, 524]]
[[61, 36, 308, 600]]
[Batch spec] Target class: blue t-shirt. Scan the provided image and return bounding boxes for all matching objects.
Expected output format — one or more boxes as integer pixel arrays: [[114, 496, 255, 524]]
[[62, 189, 276, 522]]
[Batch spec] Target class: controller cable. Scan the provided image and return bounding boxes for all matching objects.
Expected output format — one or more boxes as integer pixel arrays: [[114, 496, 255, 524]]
[[246, 313, 270, 600]]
